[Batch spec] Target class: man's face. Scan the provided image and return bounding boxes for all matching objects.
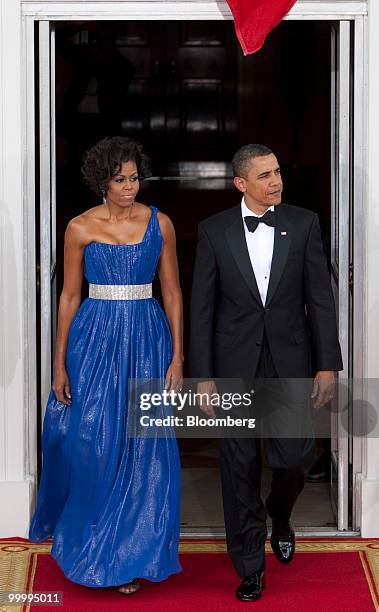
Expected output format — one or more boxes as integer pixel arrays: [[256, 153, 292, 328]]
[[234, 154, 283, 209]]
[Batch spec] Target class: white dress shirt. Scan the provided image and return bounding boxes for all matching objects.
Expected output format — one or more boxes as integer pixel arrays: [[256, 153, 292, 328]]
[[241, 197, 275, 306]]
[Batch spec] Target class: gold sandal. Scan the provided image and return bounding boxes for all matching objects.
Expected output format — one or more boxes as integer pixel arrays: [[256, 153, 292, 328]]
[[113, 579, 140, 595]]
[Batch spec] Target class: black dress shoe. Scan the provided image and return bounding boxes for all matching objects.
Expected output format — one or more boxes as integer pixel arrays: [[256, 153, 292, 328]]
[[235, 571, 265, 602], [270, 521, 295, 564]]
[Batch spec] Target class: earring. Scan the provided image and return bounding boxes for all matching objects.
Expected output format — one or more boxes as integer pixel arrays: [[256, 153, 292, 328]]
[[102, 190, 107, 205]]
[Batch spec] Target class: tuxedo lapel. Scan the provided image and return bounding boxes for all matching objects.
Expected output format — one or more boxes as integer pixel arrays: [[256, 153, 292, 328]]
[[265, 204, 293, 306], [225, 209, 262, 306]]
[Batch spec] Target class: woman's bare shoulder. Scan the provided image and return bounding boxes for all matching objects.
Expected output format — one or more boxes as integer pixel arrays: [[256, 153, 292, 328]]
[[65, 206, 104, 244], [134, 202, 152, 218]]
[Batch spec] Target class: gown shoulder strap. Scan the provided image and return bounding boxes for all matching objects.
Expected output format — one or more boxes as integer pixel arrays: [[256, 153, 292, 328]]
[[148, 205, 162, 241]]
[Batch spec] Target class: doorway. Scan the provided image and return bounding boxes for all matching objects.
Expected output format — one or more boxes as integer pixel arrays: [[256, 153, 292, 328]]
[[32, 15, 364, 535], [53, 19, 333, 360]]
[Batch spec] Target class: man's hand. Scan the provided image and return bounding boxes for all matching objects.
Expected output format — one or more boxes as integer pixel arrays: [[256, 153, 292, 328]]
[[311, 371, 337, 409], [196, 380, 218, 418]]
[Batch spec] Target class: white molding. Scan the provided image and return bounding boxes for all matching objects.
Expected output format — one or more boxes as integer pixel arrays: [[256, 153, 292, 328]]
[[360, 477, 379, 537], [0, 0, 24, 479], [21, 1, 367, 20], [23, 15, 38, 485], [0, 0, 33, 536], [351, 15, 368, 531], [0, 481, 34, 537], [0, 0, 5, 482], [358, 0, 379, 537]]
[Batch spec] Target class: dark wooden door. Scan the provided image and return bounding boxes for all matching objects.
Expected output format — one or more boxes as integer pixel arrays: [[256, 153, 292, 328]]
[[116, 21, 238, 174]]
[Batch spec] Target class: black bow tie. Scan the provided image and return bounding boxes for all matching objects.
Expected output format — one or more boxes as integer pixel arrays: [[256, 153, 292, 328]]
[[244, 210, 276, 233]]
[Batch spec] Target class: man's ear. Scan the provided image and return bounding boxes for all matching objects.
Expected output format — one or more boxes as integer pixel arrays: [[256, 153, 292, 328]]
[[233, 176, 246, 193]]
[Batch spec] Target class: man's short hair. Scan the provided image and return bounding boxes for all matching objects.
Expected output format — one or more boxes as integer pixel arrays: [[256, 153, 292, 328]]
[[232, 144, 274, 178]]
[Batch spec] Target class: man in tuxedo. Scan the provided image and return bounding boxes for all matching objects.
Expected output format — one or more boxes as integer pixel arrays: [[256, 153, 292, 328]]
[[189, 144, 343, 602]]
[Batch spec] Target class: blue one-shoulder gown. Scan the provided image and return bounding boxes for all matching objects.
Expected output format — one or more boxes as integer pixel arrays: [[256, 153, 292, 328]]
[[29, 206, 182, 587]]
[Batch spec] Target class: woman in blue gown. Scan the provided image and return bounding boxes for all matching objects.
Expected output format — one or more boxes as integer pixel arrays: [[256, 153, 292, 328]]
[[29, 136, 184, 594]]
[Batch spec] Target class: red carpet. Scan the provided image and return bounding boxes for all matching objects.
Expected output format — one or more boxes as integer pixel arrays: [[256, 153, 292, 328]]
[[1, 538, 378, 610]]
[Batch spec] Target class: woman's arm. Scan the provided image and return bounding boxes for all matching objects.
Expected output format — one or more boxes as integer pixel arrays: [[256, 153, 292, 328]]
[[53, 219, 86, 404], [157, 212, 184, 391]]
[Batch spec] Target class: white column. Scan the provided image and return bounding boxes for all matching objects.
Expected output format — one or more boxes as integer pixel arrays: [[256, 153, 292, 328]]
[[0, 0, 33, 536], [361, 0, 379, 537]]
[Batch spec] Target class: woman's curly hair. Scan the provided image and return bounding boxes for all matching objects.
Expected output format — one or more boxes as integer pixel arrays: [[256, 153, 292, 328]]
[[81, 136, 152, 197]]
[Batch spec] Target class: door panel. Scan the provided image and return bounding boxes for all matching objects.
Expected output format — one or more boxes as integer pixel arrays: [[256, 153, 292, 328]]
[[116, 21, 238, 170]]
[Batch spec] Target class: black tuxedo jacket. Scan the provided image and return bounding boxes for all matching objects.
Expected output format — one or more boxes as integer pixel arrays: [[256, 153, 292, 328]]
[[189, 203, 343, 379]]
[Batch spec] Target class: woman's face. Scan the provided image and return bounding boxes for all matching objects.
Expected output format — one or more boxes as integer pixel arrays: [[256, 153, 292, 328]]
[[106, 160, 140, 207]]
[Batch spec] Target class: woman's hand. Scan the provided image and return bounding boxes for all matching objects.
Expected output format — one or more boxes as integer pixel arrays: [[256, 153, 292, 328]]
[[165, 360, 183, 393], [51, 219, 84, 407], [53, 366, 72, 405]]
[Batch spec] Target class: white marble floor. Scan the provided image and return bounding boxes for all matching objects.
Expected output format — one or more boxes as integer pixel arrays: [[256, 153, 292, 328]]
[[179, 442, 336, 532]]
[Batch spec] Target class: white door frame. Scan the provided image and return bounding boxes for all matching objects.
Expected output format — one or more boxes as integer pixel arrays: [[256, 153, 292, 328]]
[[38, 21, 57, 418], [330, 20, 351, 531], [21, 1, 368, 20], [22, 0, 368, 532]]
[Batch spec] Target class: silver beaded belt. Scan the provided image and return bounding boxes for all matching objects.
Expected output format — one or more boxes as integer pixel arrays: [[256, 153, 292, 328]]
[[89, 283, 152, 300]]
